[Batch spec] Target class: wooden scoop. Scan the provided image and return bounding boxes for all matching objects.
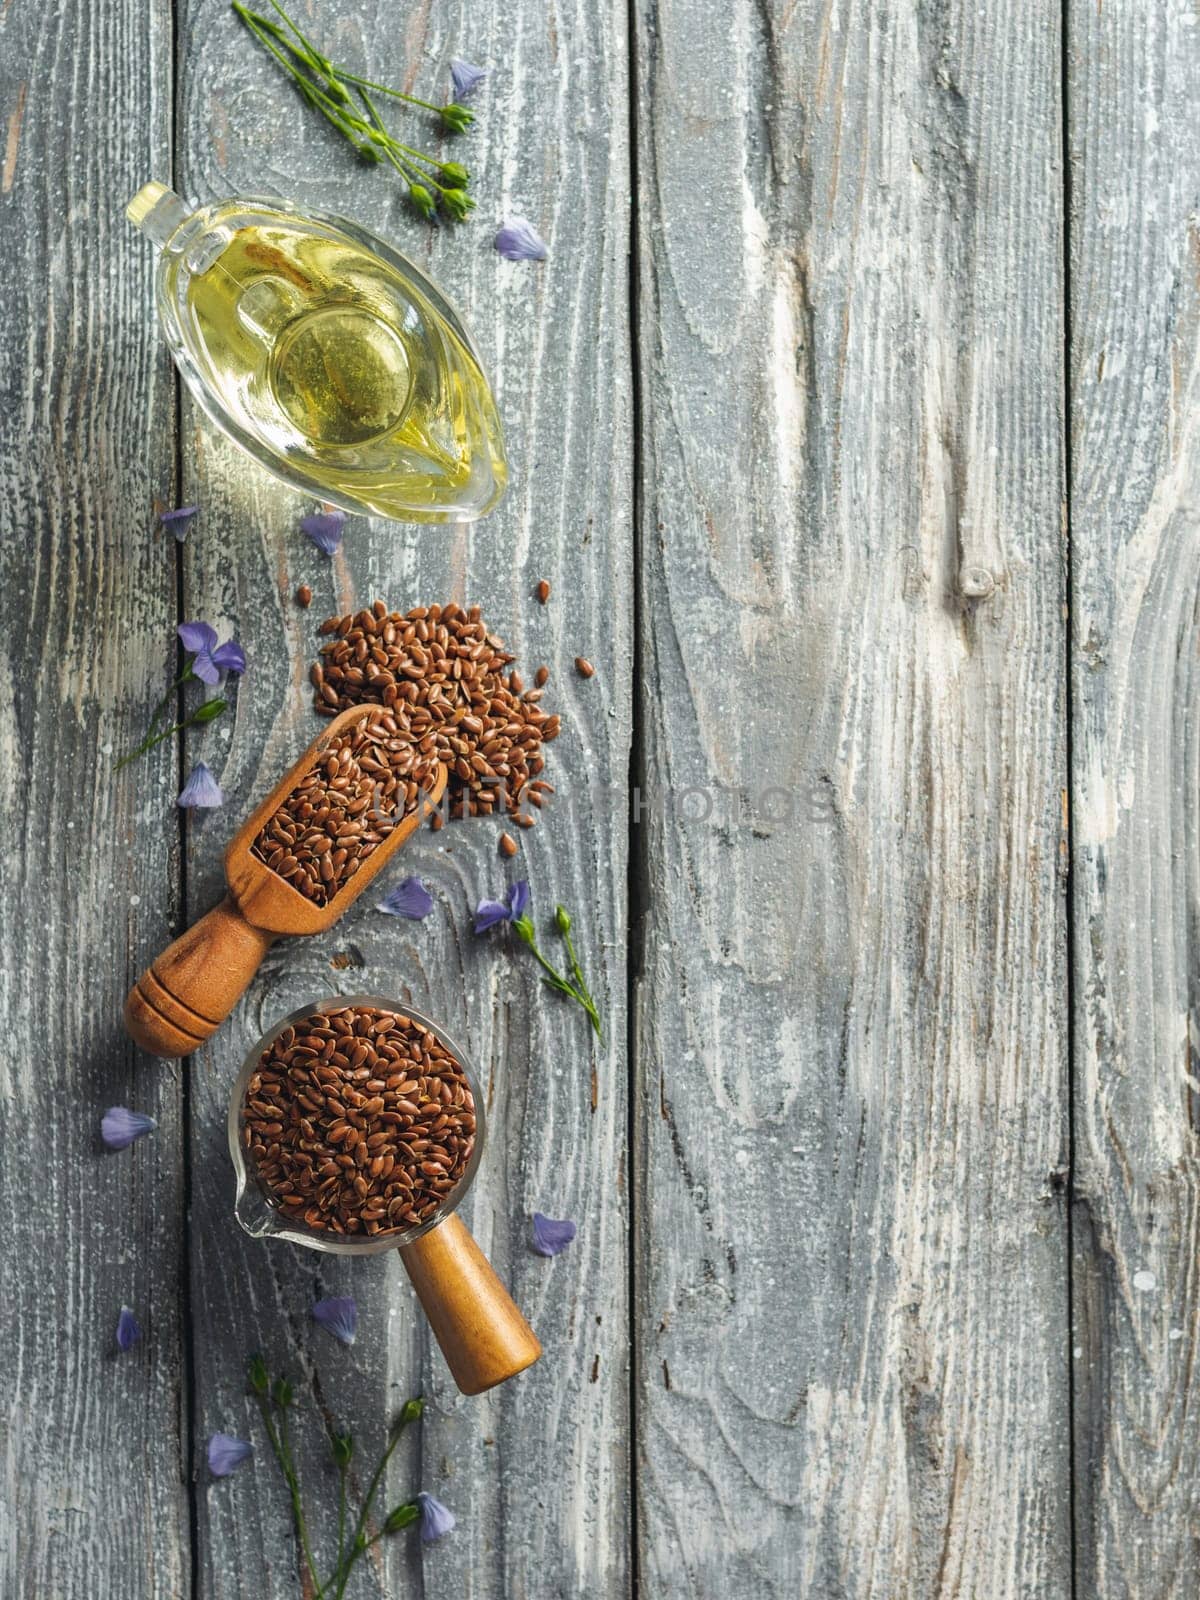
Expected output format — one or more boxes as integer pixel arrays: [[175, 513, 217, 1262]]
[[125, 706, 447, 1058]]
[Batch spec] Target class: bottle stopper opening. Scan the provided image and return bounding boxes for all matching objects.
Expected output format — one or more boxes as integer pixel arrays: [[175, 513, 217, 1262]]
[[125, 182, 190, 248]]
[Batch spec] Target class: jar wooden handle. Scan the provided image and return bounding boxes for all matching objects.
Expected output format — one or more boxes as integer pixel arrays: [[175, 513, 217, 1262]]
[[124, 895, 276, 1058], [399, 1213, 542, 1394]]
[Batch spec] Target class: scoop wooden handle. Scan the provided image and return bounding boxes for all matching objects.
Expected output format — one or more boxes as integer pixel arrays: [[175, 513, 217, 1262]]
[[399, 1213, 541, 1394], [124, 895, 277, 1058]]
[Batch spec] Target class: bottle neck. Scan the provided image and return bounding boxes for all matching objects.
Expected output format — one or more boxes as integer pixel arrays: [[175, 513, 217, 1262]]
[[126, 182, 192, 249]]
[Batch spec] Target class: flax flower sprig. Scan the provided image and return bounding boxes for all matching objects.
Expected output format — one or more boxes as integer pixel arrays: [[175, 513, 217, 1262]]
[[475, 882, 603, 1039], [240, 1354, 452, 1597], [232, 0, 478, 223], [116, 622, 245, 770]]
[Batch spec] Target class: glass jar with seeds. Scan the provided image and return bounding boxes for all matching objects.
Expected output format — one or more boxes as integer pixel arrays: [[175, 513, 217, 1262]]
[[229, 997, 540, 1394]]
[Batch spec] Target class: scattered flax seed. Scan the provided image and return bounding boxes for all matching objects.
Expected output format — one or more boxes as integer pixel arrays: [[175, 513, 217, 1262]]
[[574, 657, 595, 679], [242, 1005, 475, 1237], [536, 579, 551, 604], [296, 584, 313, 608], [535, 666, 549, 688], [310, 602, 561, 831], [499, 831, 518, 857]]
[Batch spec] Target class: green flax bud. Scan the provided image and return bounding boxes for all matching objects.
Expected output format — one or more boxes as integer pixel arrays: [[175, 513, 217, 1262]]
[[409, 183, 436, 220], [191, 697, 227, 725], [440, 187, 475, 221]]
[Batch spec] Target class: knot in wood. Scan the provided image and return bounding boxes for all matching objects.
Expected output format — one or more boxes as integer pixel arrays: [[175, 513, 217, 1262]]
[[959, 566, 995, 600]]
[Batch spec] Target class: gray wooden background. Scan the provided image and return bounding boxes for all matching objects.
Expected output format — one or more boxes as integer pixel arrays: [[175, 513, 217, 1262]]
[[2, 0, 1198, 1595]]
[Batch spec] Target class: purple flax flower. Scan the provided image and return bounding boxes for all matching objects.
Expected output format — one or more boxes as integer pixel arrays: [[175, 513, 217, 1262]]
[[208, 1434, 253, 1477], [160, 505, 199, 540], [494, 218, 548, 262], [116, 1306, 142, 1351], [416, 1491, 456, 1544], [474, 879, 531, 933], [101, 1106, 157, 1150], [449, 57, 487, 99], [178, 761, 224, 809], [532, 1212, 576, 1257], [312, 1296, 358, 1347], [178, 621, 247, 684], [301, 508, 346, 555], [377, 876, 434, 920]]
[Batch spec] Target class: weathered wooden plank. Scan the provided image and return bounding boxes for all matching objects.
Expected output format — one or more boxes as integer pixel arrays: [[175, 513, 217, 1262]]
[[1068, 2, 1200, 1591], [175, 0, 632, 1593], [0, 3, 187, 1597], [633, 3, 1070, 1595]]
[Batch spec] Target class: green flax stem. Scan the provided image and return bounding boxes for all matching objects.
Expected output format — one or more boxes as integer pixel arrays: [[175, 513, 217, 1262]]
[[561, 923, 602, 1038], [114, 702, 224, 770], [147, 661, 196, 733], [332, 66, 448, 117], [234, 8, 380, 156], [336, 1459, 347, 1584], [254, 1396, 322, 1595], [334, 1410, 417, 1600], [265, 0, 334, 75], [232, 0, 468, 195]]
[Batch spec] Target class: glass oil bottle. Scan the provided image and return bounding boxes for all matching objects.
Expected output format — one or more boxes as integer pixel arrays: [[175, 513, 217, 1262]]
[[127, 182, 506, 524]]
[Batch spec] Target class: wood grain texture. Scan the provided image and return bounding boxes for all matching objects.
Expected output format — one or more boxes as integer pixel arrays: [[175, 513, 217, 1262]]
[[633, 3, 1070, 1595], [175, 0, 632, 1593], [0, 1, 188, 1596], [14, 0, 1200, 1588], [1069, 2, 1200, 1592]]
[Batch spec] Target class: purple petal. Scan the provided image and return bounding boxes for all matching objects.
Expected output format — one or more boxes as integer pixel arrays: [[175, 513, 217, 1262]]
[[312, 1296, 358, 1346], [507, 880, 531, 920], [494, 218, 548, 262], [301, 510, 346, 555], [210, 639, 247, 675], [474, 897, 511, 933], [160, 506, 199, 540], [531, 1212, 576, 1257], [191, 651, 220, 686], [377, 876, 434, 920], [116, 1306, 142, 1351], [178, 761, 224, 809], [208, 1433, 253, 1477], [449, 57, 487, 99], [101, 1106, 157, 1150], [178, 620, 218, 654], [416, 1491, 456, 1544]]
